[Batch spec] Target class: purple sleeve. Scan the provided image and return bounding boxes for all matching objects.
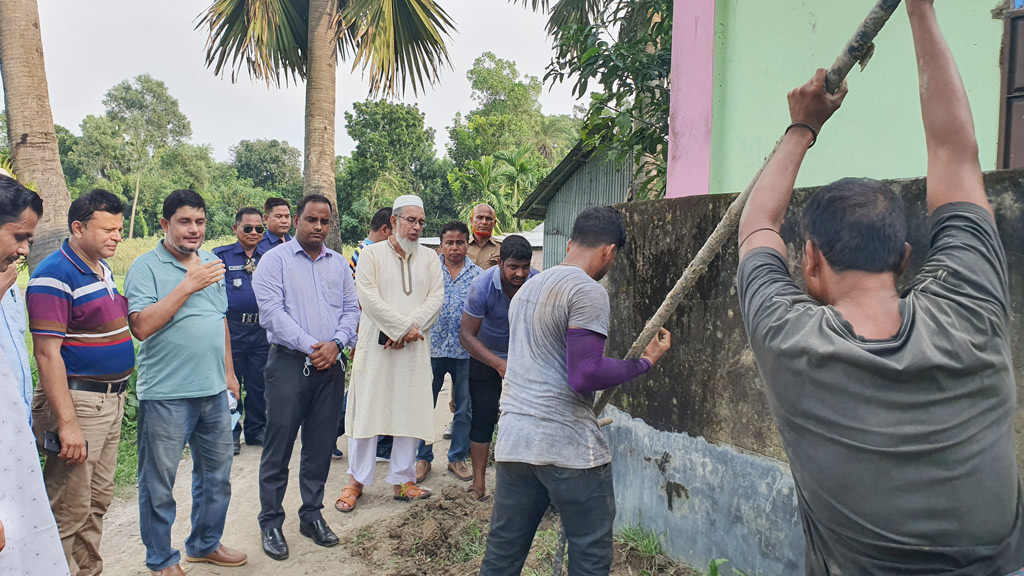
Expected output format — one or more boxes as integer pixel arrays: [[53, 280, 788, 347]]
[[566, 328, 651, 394]]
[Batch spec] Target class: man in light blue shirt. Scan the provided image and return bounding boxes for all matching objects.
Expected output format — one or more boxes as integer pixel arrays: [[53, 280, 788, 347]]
[[0, 264, 31, 424], [124, 190, 247, 575], [252, 194, 359, 560]]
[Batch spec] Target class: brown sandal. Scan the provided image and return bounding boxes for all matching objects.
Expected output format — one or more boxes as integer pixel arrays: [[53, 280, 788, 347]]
[[335, 486, 362, 513], [467, 485, 489, 502], [394, 482, 431, 502]]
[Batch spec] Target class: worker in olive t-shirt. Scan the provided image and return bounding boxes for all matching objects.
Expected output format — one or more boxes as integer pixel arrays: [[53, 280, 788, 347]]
[[735, 2, 1024, 575]]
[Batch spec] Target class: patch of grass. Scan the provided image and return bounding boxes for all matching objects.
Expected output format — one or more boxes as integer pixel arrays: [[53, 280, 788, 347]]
[[530, 528, 561, 565], [449, 520, 488, 564], [351, 528, 373, 546], [615, 523, 664, 558], [114, 424, 138, 494]]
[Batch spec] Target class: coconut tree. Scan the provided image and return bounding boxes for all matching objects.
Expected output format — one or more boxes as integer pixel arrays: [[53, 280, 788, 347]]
[[0, 0, 72, 269], [198, 0, 455, 248]]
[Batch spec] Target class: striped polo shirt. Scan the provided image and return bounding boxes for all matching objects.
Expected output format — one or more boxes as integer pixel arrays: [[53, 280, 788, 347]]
[[26, 240, 135, 382]]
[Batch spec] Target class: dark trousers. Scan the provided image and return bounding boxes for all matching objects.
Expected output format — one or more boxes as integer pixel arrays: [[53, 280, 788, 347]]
[[480, 462, 616, 576], [258, 346, 345, 529], [227, 319, 269, 442], [469, 358, 503, 444]]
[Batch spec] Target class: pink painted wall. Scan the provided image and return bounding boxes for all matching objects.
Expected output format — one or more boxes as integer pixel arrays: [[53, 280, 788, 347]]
[[665, 0, 716, 198]]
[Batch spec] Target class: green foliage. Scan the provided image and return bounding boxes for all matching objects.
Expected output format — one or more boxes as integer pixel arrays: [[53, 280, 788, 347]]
[[0, 110, 8, 158], [197, 0, 455, 98], [615, 523, 665, 558], [337, 99, 458, 242], [546, 0, 672, 199], [230, 139, 303, 204]]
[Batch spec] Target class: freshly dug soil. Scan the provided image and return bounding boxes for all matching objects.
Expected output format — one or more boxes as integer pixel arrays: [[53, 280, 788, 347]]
[[347, 485, 698, 576]]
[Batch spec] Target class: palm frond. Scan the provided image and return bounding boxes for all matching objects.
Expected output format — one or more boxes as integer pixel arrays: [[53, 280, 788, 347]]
[[197, 0, 310, 86], [342, 0, 456, 97], [510, 0, 602, 35]]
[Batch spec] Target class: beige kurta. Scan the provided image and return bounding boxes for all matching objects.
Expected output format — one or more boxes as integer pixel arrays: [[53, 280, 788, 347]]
[[346, 239, 444, 441]]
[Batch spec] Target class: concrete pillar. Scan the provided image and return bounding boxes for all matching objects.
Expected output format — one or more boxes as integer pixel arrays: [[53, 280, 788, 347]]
[[665, 0, 716, 198]]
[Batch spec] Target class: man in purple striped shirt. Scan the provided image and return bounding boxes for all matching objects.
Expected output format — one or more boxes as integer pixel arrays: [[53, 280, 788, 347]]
[[27, 189, 136, 576], [251, 194, 360, 560]]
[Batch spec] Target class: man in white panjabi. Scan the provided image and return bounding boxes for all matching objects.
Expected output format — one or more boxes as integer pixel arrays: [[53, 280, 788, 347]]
[[0, 173, 69, 576], [335, 195, 443, 511]]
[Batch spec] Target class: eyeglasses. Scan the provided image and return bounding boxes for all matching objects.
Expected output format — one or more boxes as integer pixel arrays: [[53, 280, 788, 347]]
[[242, 225, 266, 234], [401, 216, 426, 228]]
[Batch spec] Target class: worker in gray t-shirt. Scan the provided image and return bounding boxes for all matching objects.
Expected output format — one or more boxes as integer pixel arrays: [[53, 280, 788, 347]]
[[478, 206, 671, 576], [736, 3, 1024, 576]]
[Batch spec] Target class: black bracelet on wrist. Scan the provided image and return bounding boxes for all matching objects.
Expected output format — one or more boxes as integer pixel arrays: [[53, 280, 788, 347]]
[[785, 123, 818, 148]]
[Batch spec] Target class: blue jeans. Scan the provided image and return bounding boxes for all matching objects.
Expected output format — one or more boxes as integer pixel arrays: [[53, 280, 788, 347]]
[[417, 357, 470, 463], [138, 393, 233, 571]]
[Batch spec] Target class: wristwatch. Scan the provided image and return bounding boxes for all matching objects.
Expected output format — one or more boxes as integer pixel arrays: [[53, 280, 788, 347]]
[[332, 338, 343, 350]]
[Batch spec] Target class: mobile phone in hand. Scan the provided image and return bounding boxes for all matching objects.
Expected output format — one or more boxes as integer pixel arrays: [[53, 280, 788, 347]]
[[43, 430, 61, 454], [378, 331, 389, 346]]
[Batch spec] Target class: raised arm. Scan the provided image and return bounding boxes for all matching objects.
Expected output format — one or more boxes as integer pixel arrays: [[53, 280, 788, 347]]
[[738, 69, 847, 259], [126, 257, 225, 341], [907, 0, 988, 215]]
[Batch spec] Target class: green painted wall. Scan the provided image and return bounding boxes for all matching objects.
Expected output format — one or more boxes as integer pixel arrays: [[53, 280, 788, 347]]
[[710, 1, 1004, 194]]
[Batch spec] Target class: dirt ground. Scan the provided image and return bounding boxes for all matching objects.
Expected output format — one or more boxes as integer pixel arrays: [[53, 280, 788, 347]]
[[100, 380, 694, 576]]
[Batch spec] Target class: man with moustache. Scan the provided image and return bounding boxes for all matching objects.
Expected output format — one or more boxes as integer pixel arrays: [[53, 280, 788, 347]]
[[252, 194, 359, 560], [27, 190, 135, 576], [335, 195, 443, 512], [214, 207, 270, 453], [467, 204, 501, 270], [414, 220, 480, 483], [459, 235, 537, 500], [124, 189, 246, 575], [258, 197, 292, 253], [0, 174, 69, 576]]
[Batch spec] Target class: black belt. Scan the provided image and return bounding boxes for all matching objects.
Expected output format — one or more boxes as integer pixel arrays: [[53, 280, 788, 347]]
[[68, 378, 128, 394], [227, 311, 260, 324], [272, 345, 306, 357]]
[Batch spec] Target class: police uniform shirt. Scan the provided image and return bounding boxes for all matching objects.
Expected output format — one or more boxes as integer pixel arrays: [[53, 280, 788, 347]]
[[213, 242, 263, 315]]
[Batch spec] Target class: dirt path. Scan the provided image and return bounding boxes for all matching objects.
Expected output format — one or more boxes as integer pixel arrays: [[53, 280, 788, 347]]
[[101, 379, 486, 575]]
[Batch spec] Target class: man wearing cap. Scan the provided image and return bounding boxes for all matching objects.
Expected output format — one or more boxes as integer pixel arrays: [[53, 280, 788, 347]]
[[214, 207, 270, 454], [335, 194, 443, 512], [467, 204, 501, 270]]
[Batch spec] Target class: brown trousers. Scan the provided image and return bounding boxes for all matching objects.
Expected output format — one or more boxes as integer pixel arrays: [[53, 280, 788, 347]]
[[32, 387, 125, 576]]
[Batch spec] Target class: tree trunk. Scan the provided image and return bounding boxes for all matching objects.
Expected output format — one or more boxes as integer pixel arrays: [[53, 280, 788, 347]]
[[304, 0, 342, 250], [128, 168, 141, 239], [0, 0, 71, 270]]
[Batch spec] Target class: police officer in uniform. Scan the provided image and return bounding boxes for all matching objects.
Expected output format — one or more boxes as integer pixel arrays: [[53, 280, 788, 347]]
[[214, 207, 270, 454], [259, 197, 292, 253]]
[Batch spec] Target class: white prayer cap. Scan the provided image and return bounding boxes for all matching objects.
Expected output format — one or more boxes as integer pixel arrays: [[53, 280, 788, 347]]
[[393, 195, 423, 211]]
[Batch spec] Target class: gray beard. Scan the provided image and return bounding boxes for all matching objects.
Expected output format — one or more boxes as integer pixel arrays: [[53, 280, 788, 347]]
[[397, 236, 419, 255]]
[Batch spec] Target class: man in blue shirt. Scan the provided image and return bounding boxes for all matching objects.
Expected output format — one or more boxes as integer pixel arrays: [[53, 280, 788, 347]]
[[252, 194, 360, 560], [414, 221, 479, 484], [257, 197, 291, 254], [125, 189, 246, 575], [214, 207, 270, 454], [460, 235, 537, 500]]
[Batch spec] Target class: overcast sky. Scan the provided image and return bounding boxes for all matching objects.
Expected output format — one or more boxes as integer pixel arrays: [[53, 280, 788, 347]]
[[4, 0, 583, 162]]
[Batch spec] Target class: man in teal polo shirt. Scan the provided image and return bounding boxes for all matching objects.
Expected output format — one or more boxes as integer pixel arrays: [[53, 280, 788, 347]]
[[124, 189, 247, 576]]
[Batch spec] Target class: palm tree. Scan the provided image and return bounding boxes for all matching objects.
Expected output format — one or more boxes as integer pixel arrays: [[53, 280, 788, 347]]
[[0, 0, 72, 269], [198, 0, 455, 248], [495, 144, 541, 229]]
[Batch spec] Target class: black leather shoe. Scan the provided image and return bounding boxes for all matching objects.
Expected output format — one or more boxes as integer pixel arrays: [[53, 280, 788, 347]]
[[299, 519, 339, 548], [261, 527, 289, 560]]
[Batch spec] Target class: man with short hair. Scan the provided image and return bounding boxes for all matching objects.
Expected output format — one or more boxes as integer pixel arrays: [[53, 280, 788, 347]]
[[467, 204, 501, 269], [214, 207, 270, 454], [335, 195, 443, 512], [480, 207, 670, 576], [252, 194, 359, 560], [27, 189, 135, 576], [459, 235, 536, 497], [125, 189, 246, 575], [735, 3, 1024, 574], [415, 220, 479, 483], [0, 175, 69, 576], [259, 197, 291, 253]]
